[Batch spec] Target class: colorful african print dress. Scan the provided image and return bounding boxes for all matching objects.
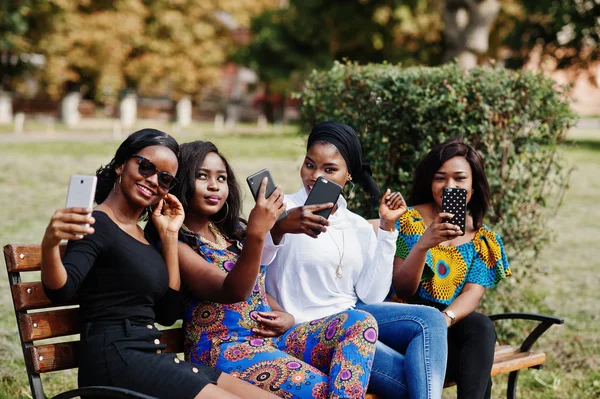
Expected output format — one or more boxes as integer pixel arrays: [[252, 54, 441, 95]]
[[395, 208, 511, 306], [182, 231, 378, 399]]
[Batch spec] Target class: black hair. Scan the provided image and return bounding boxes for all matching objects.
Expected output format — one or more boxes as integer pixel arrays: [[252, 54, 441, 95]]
[[307, 120, 381, 207], [95, 128, 179, 220], [171, 141, 246, 245], [408, 138, 490, 229]]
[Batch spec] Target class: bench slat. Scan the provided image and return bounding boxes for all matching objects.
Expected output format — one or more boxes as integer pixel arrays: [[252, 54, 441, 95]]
[[4, 244, 66, 273], [491, 351, 546, 377], [19, 308, 80, 342], [493, 345, 521, 363], [28, 342, 78, 373], [11, 281, 74, 311], [26, 328, 185, 373]]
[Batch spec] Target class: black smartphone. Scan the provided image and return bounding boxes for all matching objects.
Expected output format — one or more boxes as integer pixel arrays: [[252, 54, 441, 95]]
[[246, 168, 287, 221], [304, 176, 343, 234], [442, 187, 467, 236]]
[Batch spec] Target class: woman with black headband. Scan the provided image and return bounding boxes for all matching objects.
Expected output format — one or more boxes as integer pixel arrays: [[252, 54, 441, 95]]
[[263, 121, 448, 399]]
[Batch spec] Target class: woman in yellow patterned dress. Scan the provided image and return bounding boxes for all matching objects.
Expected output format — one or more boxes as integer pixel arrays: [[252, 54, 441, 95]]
[[392, 138, 511, 399]]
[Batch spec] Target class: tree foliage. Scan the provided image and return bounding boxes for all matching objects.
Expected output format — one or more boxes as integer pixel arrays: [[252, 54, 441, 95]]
[[501, 0, 600, 71], [237, 0, 443, 92], [0, 0, 43, 91], [7, 0, 278, 102], [241, 0, 599, 92]]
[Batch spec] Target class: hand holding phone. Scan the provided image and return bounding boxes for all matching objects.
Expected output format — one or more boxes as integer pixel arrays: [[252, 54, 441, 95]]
[[43, 175, 97, 247], [247, 169, 277, 200], [247, 169, 287, 221], [441, 187, 467, 236], [246, 174, 286, 239], [304, 176, 343, 234]]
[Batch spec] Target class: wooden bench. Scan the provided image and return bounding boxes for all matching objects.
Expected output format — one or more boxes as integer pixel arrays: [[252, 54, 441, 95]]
[[4, 241, 563, 399]]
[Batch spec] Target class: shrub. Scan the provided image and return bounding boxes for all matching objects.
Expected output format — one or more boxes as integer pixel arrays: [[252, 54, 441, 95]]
[[299, 61, 577, 316]]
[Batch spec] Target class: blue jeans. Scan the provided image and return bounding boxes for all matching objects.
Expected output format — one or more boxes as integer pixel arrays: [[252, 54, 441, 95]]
[[356, 302, 448, 399]]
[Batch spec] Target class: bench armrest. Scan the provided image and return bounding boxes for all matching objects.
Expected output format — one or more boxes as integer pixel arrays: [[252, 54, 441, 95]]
[[52, 386, 158, 399], [489, 312, 565, 353]]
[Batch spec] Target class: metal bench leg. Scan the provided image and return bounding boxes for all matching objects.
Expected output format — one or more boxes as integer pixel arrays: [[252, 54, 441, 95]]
[[507, 370, 520, 399]]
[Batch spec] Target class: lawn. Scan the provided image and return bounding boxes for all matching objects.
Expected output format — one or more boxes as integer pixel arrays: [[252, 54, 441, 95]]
[[0, 127, 598, 398]]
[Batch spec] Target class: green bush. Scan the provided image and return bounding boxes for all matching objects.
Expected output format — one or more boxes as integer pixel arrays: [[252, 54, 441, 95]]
[[299, 61, 577, 317]]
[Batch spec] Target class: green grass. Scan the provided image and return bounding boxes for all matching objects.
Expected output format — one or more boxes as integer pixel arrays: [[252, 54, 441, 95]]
[[1, 128, 599, 398]]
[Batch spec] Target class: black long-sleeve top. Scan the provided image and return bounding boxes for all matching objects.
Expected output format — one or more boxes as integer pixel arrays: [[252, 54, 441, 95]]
[[43, 211, 181, 326]]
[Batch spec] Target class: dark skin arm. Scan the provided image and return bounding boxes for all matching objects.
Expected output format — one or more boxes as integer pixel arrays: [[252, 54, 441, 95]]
[[392, 211, 462, 298], [41, 207, 95, 289], [393, 206, 484, 327], [179, 179, 285, 303], [442, 283, 485, 327], [152, 194, 185, 291], [270, 203, 334, 243], [271, 189, 407, 243]]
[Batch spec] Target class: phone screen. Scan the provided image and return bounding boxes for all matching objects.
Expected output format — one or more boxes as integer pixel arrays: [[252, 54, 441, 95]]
[[442, 187, 467, 235]]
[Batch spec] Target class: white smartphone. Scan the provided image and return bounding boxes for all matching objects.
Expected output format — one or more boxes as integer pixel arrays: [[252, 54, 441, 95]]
[[65, 175, 97, 227]]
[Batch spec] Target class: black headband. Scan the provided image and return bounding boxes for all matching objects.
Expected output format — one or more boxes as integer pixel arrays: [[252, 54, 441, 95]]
[[307, 121, 381, 207]]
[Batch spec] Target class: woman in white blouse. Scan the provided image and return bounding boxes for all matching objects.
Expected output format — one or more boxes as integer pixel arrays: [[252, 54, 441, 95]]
[[264, 121, 448, 399]]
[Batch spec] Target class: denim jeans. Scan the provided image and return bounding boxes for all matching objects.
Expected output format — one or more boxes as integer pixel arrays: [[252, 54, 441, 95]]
[[356, 302, 448, 399]]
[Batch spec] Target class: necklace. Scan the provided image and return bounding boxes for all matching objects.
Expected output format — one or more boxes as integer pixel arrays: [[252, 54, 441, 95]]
[[328, 230, 345, 278], [183, 222, 229, 250]]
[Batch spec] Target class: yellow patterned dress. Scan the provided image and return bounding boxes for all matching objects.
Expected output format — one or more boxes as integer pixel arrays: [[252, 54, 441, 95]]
[[395, 208, 511, 305]]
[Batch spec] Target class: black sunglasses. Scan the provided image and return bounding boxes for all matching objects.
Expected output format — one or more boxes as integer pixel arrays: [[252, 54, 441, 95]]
[[131, 155, 178, 191]]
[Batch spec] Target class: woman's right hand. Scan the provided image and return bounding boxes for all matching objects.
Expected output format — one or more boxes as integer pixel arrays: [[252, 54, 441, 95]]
[[42, 207, 95, 249], [417, 212, 462, 250], [247, 177, 286, 240], [271, 202, 334, 240]]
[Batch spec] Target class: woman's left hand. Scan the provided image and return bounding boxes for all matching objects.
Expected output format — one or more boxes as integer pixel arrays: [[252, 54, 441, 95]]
[[252, 311, 295, 337], [152, 194, 185, 236], [379, 189, 407, 230]]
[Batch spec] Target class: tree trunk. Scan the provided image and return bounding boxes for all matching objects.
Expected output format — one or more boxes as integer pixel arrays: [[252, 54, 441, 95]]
[[443, 0, 499, 69]]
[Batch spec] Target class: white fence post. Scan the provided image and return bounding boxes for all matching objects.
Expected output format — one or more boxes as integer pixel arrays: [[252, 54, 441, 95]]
[[120, 94, 137, 130], [176, 96, 192, 127], [0, 91, 13, 125], [61, 92, 81, 127]]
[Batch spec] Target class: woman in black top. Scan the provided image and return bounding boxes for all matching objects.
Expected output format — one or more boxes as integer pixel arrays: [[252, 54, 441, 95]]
[[41, 129, 278, 399]]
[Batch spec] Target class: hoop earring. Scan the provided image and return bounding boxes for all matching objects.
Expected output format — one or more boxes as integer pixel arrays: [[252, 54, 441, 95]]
[[347, 180, 356, 193], [213, 202, 229, 224], [113, 174, 122, 193]]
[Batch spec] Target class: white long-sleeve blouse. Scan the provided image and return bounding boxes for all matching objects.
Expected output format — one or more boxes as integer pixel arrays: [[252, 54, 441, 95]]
[[264, 188, 398, 323]]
